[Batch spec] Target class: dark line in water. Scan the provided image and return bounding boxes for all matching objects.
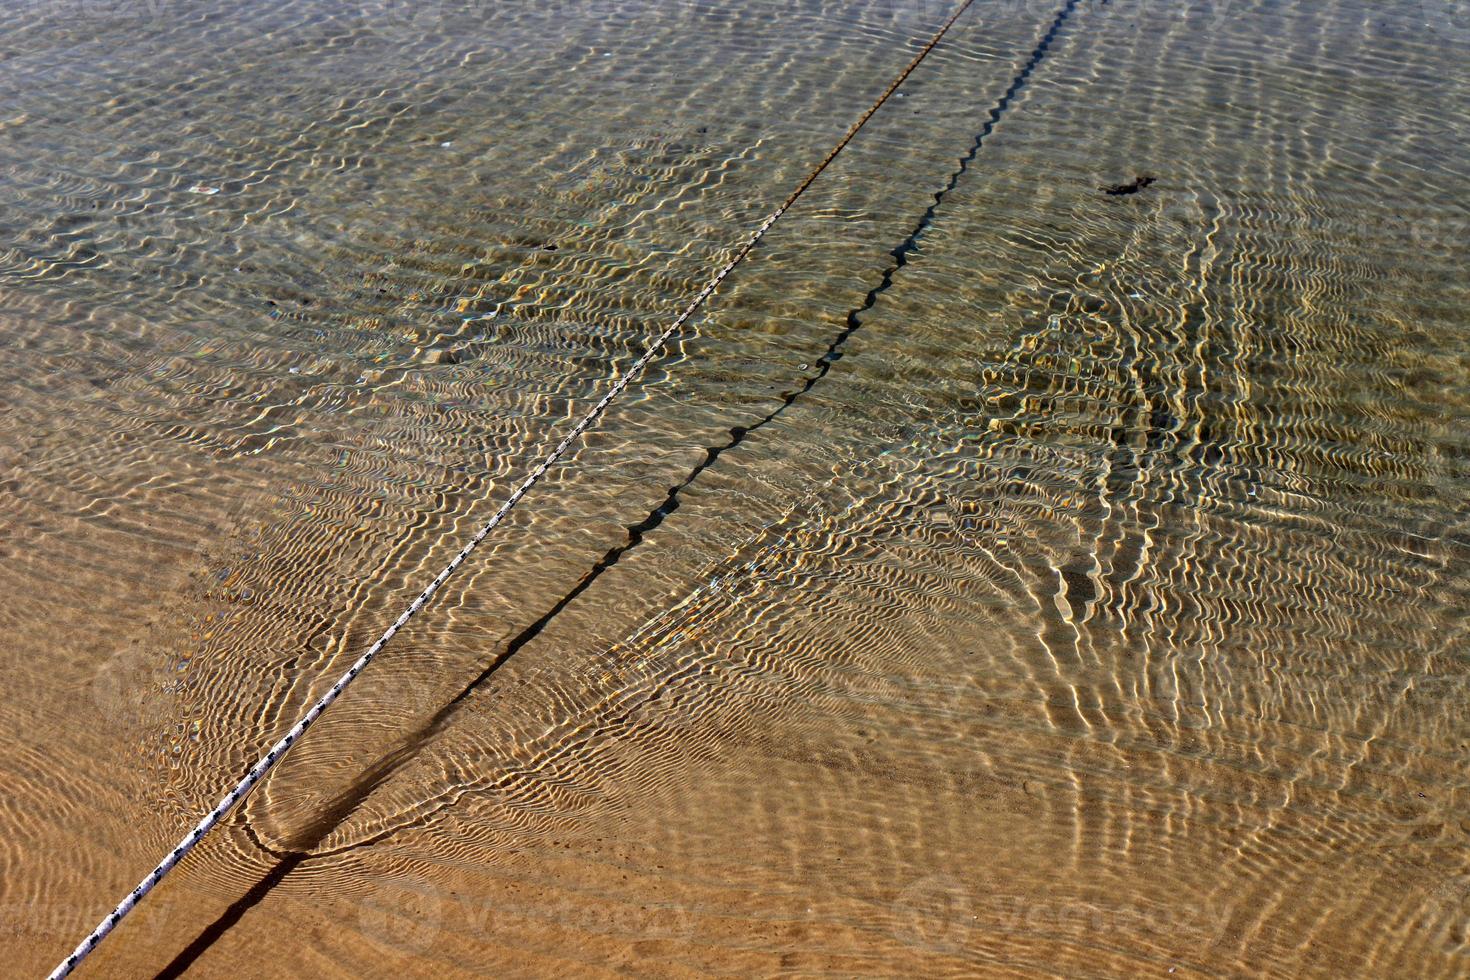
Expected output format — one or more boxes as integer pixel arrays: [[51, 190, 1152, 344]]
[[152, 854, 306, 980], [155, 3, 1087, 971]]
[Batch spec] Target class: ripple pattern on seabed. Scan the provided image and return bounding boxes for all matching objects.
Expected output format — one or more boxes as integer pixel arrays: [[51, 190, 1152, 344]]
[[1, 0, 1467, 977]]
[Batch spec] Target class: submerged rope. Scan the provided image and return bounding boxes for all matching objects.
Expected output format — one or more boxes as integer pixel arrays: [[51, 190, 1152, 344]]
[[49, 3, 976, 976]]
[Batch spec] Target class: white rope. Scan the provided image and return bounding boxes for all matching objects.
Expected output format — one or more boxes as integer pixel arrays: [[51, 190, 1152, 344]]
[[48, 4, 975, 975]]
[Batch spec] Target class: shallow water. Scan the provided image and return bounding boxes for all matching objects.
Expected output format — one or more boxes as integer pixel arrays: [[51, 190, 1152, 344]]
[[2, 0, 1467, 976]]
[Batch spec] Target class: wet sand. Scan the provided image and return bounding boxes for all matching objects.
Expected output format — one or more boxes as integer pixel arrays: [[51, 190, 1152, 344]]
[[2, 0, 1467, 976]]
